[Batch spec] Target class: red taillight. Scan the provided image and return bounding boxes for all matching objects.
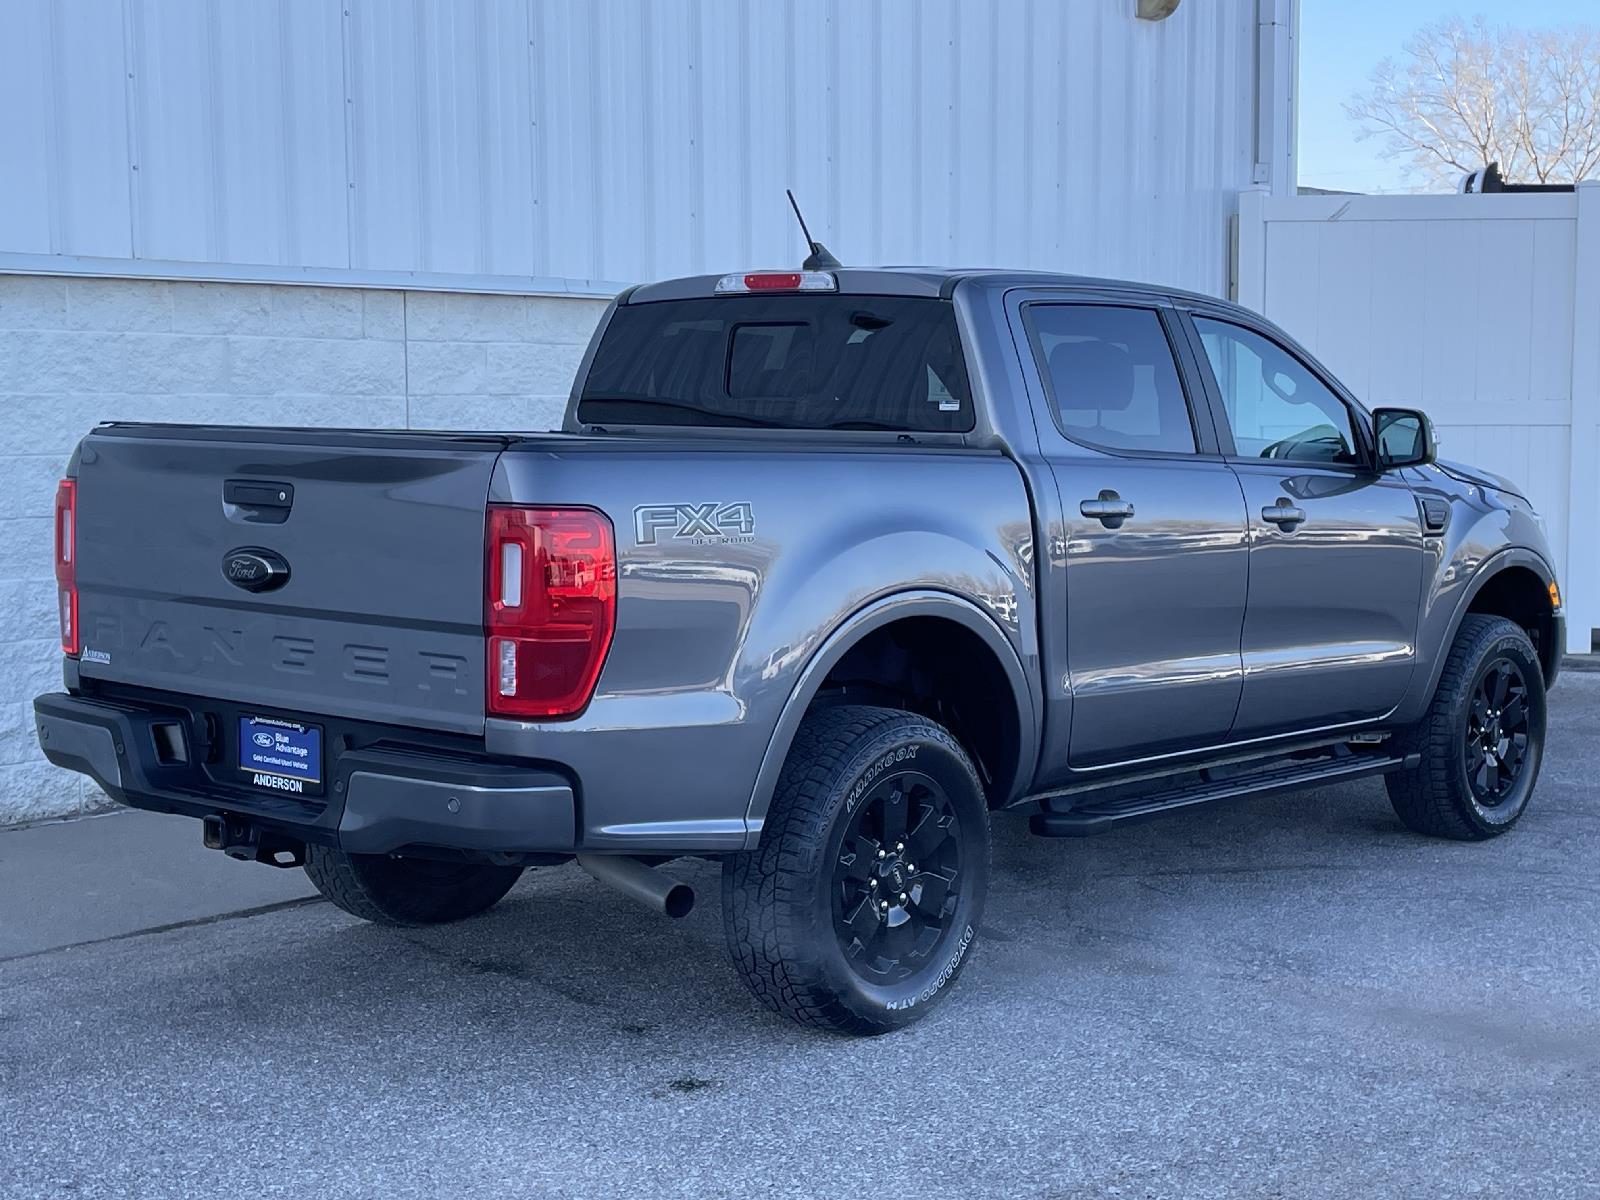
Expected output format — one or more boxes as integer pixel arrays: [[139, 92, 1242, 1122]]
[[54, 478, 78, 656], [485, 506, 616, 719]]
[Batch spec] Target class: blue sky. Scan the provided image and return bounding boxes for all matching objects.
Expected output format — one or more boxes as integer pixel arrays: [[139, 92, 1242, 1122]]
[[1298, 0, 1597, 193]]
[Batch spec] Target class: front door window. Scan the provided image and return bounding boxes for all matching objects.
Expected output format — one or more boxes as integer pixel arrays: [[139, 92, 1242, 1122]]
[[1192, 317, 1360, 466]]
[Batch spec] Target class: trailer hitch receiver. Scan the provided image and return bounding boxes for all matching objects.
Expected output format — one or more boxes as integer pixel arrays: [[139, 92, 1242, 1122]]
[[201, 813, 306, 868]]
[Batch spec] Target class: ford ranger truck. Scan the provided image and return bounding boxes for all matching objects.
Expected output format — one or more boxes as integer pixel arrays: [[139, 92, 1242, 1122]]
[[34, 267, 1564, 1035]]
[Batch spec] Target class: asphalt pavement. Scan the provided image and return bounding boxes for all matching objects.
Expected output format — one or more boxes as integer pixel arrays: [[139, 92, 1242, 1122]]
[[2, 675, 1597, 1198]]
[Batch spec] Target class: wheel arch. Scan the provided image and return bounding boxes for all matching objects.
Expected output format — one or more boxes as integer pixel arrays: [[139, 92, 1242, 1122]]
[[1417, 549, 1563, 713], [742, 590, 1040, 849], [1464, 562, 1561, 677]]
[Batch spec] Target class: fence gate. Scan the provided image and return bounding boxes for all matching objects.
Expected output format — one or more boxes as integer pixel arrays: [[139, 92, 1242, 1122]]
[[1236, 184, 1600, 655]]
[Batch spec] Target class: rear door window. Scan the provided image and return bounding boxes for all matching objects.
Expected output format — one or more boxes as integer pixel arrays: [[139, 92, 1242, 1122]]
[[577, 296, 973, 432], [1024, 304, 1199, 455]]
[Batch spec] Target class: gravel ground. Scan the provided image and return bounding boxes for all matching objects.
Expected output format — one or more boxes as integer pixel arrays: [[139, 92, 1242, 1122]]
[[2, 675, 1597, 1199]]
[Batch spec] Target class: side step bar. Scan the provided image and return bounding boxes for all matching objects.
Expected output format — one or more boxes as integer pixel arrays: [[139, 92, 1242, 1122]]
[[1029, 751, 1420, 838]]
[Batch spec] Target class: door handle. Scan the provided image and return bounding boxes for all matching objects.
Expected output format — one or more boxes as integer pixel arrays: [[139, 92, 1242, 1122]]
[[1261, 499, 1307, 529], [1080, 490, 1135, 529]]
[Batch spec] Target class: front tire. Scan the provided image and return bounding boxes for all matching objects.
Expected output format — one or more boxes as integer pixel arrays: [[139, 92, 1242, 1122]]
[[1386, 614, 1547, 840], [722, 705, 990, 1036], [304, 846, 524, 926]]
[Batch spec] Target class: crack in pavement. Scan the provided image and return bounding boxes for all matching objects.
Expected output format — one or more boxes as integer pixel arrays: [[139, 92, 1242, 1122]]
[[0, 896, 326, 968]]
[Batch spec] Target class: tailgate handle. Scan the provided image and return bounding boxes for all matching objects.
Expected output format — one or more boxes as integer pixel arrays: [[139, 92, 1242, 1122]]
[[223, 479, 294, 524]]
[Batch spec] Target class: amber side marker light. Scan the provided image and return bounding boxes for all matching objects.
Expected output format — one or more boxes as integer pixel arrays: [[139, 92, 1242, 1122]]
[[1549, 579, 1562, 611]]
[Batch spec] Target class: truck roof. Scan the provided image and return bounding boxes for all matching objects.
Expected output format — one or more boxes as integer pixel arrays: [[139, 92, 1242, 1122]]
[[624, 266, 1229, 310]]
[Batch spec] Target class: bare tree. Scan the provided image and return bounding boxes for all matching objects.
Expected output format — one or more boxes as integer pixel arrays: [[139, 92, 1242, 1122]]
[[1346, 17, 1600, 190]]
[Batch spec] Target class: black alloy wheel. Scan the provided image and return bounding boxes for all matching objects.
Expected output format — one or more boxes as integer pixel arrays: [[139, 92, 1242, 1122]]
[[1463, 657, 1532, 806], [831, 769, 963, 986]]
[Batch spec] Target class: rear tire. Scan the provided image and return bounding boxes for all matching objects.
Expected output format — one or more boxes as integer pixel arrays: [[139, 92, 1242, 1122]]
[[304, 846, 523, 926], [722, 705, 990, 1036], [1386, 614, 1546, 840]]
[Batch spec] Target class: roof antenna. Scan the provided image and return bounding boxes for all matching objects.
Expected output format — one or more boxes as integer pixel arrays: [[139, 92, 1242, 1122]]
[[786, 189, 842, 271]]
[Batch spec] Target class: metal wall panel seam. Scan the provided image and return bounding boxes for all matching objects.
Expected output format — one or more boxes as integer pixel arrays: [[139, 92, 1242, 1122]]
[[474, 0, 492, 276], [638, 0, 658, 282], [43, 2, 65, 253], [119, 0, 141, 259], [277, 1, 297, 266], [203, 0, 225, 262], [737, 0, 753, 268], [410, 0, 430, 274], [585, 3, 604, 283], [688, 0, 707, 279], [340, 1, 358, 271], [526, 0, 546, 279]]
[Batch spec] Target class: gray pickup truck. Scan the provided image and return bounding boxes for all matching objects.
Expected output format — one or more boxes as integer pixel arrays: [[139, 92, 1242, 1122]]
[[35, 266, 1563, 1035]]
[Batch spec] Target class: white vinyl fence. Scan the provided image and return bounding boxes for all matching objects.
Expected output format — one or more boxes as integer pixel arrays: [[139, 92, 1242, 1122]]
[[1236, 184, 1600, 654]]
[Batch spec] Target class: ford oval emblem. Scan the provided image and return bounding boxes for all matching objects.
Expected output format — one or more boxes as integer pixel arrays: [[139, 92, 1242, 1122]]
[[223, 547, 291, 593]]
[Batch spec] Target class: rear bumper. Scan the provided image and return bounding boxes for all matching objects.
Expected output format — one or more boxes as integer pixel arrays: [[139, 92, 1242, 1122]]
[[33, 691, 576, 857]]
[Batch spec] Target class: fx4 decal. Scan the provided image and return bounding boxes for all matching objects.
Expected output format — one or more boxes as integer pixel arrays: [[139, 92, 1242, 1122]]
[[634, 501, 756, 546]]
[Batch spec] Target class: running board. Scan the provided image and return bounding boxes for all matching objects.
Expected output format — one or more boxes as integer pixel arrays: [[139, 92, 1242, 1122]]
[[1028, 751, 1420, 837]]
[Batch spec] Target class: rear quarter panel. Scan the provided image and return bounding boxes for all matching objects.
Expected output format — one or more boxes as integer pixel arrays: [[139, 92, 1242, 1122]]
[[486, 442, 1037, 850]]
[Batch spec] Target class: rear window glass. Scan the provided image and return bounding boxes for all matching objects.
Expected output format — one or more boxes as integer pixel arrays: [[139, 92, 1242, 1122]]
[[577, 296, 974, 432]]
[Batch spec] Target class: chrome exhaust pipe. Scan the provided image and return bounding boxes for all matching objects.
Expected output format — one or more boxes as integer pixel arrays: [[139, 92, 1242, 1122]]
[[576, 855, 695, 919]]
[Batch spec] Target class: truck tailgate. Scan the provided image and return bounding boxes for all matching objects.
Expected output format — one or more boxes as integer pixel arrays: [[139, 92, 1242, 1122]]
[[72, 425, 509, 734]]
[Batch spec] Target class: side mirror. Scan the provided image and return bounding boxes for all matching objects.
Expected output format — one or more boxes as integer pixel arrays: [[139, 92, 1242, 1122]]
[[1372, 407, 1436, 471]]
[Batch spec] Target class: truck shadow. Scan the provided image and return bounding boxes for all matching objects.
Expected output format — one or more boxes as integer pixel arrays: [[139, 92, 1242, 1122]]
[[108, 774, 1539, 1056], [279, 778, 1426, 1038]]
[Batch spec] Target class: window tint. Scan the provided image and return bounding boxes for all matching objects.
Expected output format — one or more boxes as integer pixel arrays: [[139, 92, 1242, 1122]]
[[727, 324, 813, 399], [577, 296, 973, 432], [1193, 318, 1361, 466], [1027, 304, 1197, 454]]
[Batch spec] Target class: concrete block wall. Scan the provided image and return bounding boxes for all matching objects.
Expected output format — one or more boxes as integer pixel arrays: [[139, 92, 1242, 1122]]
[[0, 274, 608, 824]]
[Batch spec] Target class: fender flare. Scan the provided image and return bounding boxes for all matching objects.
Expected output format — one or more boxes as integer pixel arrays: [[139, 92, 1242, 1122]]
[[741, 589, 1039, 849], [1414, 546, 1560, 709]]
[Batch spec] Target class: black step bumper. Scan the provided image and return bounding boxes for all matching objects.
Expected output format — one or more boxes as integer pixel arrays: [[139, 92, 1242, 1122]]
[[33, 692, 576, 857]]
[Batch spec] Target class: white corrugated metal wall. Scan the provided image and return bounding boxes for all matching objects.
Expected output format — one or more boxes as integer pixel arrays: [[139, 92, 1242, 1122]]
[[0, 0, 1286, 297], [1236, 187, 1600, 653]]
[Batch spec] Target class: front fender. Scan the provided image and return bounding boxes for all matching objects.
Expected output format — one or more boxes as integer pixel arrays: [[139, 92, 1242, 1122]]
[[1394, 542, 1560, 726]]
